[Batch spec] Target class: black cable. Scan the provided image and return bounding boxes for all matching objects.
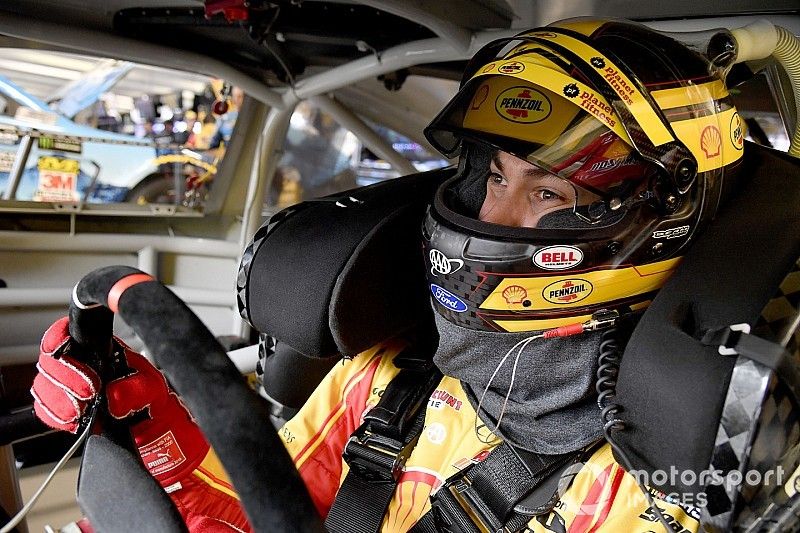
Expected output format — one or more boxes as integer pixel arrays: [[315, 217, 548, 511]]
[[596, 328, 675, 533]]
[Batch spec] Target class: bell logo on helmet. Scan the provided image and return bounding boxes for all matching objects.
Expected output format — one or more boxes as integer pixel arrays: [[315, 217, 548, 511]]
[[533, 245, 584, 270], [482, 63, 496, 73], [700, 126, 722, 158], [429, 249, 464, 276], [495, 87, 552, 123], [543, 279, 593, 304], [431, 284, 469, 312], [498, 61, 525, 74], [730, 112, 744, 150]]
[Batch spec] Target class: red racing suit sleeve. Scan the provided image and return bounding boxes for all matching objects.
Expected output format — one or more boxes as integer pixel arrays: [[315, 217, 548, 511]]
[[278, 341, 405, 518]]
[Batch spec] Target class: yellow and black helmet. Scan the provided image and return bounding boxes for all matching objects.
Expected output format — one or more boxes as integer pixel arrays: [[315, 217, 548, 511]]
[[422, 18, 744, 333]]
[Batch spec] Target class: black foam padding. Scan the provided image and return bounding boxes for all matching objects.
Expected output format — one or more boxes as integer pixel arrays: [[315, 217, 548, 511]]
[[78, 435, 187, 533], [74, 267, 324, 532], [614, 143, 800, 494], [242, 168, 452, 358], [260, 343, 338, 409]]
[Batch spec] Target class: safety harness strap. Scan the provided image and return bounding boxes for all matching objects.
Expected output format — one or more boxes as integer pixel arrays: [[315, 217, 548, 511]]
[[325, 361, 442, 533], [411, 441, 581, 533]]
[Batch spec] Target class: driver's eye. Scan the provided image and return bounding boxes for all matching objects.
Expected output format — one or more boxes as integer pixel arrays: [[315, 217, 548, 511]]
[[534, 189, 562, 201], [487, 172, 505, 186]]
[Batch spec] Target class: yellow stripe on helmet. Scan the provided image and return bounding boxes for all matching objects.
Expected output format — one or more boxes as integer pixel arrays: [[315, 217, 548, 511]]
[[651, 80, 729, 110], [470, 61, 632, 144], [520, 30, 675, 147], [671, 107, 744, 172], [480, 257, 682, 312]]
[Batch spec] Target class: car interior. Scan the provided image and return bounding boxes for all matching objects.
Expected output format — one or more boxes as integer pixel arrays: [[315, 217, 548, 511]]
[[0, 1, 799, 532]]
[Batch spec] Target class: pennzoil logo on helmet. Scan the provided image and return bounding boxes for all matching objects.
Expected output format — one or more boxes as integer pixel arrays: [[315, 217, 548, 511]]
[[495, 87, 551, 123], [730, 112, 744, 150], [498, 61, 525, 74], [543, 279, 593, 304]]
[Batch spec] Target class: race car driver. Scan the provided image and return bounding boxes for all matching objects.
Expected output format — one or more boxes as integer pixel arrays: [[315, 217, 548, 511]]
[[30, 17, 744, 533]]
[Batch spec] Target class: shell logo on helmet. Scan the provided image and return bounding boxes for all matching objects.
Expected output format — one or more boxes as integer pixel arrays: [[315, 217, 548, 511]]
[[502, 285, 528, 305], [543, 279, 593, 304], [700, 126, 722, 158], [495, 87, 551, 123]]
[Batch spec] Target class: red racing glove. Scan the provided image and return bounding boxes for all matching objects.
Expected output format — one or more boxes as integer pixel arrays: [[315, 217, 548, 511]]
[[31, 316, 251, 532]]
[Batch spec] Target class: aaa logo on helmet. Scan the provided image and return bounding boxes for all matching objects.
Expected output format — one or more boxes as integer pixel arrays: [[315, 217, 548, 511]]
[[429, 249, 464, 276], [495, 86, 551, 123], [543, 279, 593, 304]]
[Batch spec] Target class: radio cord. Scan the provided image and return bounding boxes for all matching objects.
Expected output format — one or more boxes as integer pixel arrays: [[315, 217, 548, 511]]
[[0, 405, 96, 533]]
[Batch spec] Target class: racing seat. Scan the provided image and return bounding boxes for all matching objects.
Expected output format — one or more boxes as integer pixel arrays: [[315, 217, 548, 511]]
[[237, 141, 800, 531], [237, 167, 451, 419]]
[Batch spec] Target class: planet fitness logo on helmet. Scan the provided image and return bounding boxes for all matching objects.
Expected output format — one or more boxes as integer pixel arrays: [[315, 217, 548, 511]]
[[495, 86, 551, 123], [431, 284, 469, 313]]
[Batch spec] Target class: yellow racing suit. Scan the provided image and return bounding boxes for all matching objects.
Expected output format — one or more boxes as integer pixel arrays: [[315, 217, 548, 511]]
[[279, 339, 702, 532]]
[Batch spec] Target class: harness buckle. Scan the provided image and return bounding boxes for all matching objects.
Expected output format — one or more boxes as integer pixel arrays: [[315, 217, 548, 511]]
[[430, 473, 507, 533], [342, 424, 414, 483]]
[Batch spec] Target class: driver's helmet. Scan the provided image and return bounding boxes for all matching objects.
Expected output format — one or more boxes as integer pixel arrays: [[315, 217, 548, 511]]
[[422, 18, 744, 333]]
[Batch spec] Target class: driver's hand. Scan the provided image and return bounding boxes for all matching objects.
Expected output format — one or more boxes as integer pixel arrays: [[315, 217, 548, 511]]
[[31, 317, 252, 532], [31, 316, 208, 483]]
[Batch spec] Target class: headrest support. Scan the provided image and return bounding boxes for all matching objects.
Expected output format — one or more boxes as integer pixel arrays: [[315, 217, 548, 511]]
[[615, 142, 800, 497], [237, 168, 453, 358]]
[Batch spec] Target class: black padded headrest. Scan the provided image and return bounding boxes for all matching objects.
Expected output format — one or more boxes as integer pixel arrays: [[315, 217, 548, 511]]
[[238, 168, 453, 358], [614, 142, 800, 494]]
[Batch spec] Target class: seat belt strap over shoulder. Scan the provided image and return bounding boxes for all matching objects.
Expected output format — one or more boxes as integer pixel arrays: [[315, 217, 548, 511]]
[[411, 443, 586, 533], [325, 358, 443, 533]]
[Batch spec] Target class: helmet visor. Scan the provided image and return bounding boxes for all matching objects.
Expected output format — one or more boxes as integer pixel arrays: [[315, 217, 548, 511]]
[[427, 75, 658, 203]]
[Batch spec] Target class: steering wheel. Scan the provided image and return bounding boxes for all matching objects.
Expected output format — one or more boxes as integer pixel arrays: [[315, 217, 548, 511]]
[[68, 265, 323, 533]]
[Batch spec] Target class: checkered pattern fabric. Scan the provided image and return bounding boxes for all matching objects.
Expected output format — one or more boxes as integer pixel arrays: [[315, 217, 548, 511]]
[[236, 206, 304, 327], [700, 256, 800, 531], [753, 257, 800, 362]]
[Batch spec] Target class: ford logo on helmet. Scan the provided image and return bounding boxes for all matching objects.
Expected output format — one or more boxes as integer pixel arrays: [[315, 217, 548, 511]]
[[430, 284, 468, 313]]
